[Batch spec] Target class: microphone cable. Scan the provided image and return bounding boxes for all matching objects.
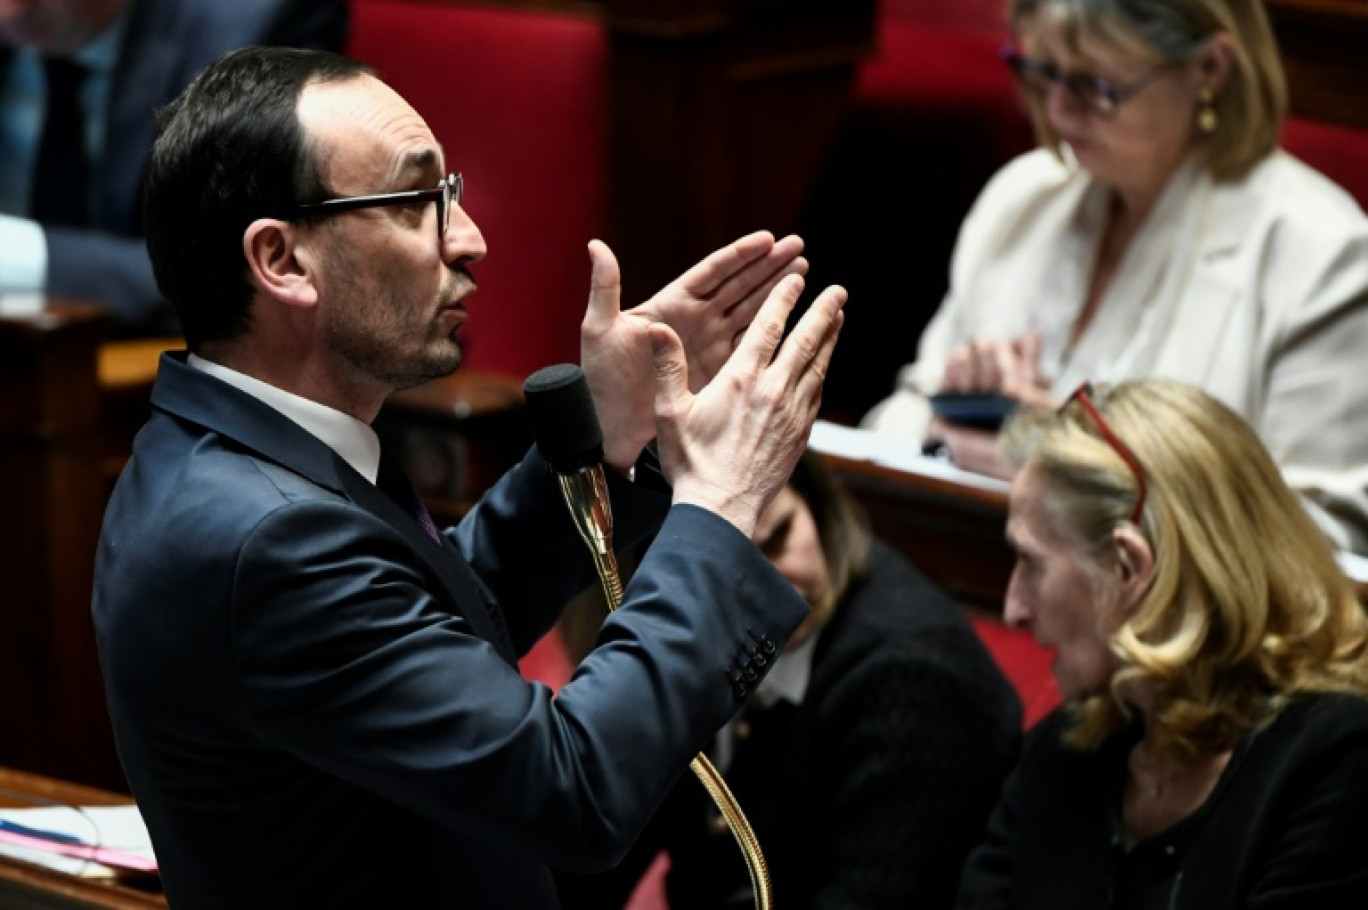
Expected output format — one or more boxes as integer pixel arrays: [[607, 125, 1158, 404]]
[[524, 364, 773, 910]]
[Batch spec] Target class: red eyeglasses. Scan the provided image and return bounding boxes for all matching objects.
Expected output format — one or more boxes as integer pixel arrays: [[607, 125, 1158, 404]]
[[1061, 383, 1147, 524]]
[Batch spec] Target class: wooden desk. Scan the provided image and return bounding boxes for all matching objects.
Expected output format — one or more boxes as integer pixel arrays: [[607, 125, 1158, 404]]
[[96, 339, 179, 486], [0, 767, 163, 909], [821, 453, 1012, 611], [0, 304, 123, 791], [0, 311, 173, 792]]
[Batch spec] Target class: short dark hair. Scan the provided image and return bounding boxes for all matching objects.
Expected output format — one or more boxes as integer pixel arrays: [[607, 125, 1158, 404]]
[[144, 47, 372, 350]]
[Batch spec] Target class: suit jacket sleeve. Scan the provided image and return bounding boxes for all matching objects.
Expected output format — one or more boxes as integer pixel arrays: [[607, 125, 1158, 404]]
[[228, 470, 806, 872], [446, 448, 673, 657]]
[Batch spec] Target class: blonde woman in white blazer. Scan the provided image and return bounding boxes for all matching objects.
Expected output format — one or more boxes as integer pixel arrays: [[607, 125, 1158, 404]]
[[863, 0, 1368, 554]]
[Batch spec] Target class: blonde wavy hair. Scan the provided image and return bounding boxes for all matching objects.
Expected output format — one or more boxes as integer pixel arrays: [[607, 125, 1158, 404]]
[[1002, 379, 1368, 763], [1009, 0, 1287, 179]]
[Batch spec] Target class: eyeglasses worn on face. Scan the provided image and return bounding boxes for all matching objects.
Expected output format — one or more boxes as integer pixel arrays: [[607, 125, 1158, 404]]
[[1001, 46, 1174, 119], [1061, 382, 1148, 524], [293, 172, 463, 243]]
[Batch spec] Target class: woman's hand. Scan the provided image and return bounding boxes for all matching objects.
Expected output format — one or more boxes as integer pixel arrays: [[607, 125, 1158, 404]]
[[925, 417, 1017, 480], [941, 331, 1055, 409]]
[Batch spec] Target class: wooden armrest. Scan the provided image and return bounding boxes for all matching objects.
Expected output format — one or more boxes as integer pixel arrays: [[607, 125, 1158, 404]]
[[97, 339, 179, 392]]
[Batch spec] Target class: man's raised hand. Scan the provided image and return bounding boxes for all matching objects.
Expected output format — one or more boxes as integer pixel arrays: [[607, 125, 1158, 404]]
[[649, 273, 846, 537], [579, 232, 807, 472]]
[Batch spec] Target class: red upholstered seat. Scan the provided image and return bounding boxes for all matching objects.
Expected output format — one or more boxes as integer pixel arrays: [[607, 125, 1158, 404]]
[[517, 627, 575, 692], [857, 22, 1034, 163], [868, 0, 1025, 144], [969, 613, 1061, 730], [347, 1, 607, 378], [1282, 116, 1368, 211]]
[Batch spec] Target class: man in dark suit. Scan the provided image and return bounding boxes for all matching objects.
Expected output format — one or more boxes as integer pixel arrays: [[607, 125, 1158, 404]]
[[0, 0, 346, 331], [93, 46, 846, 907]]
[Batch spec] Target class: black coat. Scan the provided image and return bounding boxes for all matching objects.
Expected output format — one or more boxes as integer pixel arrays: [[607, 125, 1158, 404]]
[[957, 692, 1368, 909]]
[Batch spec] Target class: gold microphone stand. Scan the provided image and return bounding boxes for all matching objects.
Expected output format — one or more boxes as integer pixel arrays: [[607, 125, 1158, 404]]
[[557, 466, 773, 910]]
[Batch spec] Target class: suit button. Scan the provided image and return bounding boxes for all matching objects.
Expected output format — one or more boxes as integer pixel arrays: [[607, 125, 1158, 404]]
[[733, 682, 749, 699], [742, 667, 757, 682], [761, 636, 777, 654]]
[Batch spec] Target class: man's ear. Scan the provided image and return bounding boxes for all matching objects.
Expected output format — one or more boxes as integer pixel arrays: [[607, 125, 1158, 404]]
[[243, 218, 319, 309], [1113, 524, 1156, 610]]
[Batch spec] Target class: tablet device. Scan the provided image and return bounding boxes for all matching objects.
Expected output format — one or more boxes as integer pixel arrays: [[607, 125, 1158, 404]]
[[928, 392, 1019, 431]]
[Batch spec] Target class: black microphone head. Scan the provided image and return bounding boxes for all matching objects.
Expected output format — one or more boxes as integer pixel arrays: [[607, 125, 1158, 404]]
[[523, 363, 604, 473]]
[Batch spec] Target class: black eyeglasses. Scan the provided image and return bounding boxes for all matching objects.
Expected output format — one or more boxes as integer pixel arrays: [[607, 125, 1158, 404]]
[[293, 172, 463, 243], [1061, 383, 1147, 524], [1002, 46, 1174, 119]]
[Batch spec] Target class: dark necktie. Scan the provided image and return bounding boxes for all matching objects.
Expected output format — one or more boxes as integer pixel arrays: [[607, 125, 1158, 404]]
[[30, 56, 91, 227], [377, 452, 442, 543]]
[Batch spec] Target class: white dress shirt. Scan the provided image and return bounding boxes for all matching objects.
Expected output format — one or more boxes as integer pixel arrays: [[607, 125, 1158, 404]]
[[188, 354, 382, 484]]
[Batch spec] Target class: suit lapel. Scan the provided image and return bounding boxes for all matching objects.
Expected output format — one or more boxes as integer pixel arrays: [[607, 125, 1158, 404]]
[[150, 353, 518, 663], [335, 465, 516, 661]]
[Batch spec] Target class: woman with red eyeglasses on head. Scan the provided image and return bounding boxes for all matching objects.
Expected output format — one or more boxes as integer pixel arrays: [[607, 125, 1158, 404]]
[[956, 378, 1368, 908], [861, 0, 1368, 557]]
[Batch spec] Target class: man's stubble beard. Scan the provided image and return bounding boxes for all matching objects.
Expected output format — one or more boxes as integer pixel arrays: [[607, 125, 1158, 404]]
[[324, 281, 465, 392]]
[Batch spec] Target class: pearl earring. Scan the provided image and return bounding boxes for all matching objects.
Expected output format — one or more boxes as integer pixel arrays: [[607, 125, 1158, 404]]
[[1198, 89, 1218, 134]]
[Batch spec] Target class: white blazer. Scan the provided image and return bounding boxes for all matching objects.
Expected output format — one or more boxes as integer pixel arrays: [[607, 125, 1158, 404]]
[[864, 148, 1368, 554]]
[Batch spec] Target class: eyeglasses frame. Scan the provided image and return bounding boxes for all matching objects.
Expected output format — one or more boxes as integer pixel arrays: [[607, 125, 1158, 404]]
[[1061, 382, 1148, 525], [292, 172, 463, 243], [1001, 45, 1177, 119]]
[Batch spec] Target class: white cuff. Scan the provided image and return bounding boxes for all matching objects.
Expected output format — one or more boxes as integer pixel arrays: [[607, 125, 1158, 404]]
[[0, 214, 47, 293]]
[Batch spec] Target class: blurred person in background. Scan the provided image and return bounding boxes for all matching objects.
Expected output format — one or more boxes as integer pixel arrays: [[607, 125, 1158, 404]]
[[862, 0, 1368, 555], [1, 0, 346, 332]]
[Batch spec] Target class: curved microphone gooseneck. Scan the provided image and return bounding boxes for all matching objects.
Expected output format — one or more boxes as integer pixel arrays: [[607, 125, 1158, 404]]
[[524, 364, 773, 910]]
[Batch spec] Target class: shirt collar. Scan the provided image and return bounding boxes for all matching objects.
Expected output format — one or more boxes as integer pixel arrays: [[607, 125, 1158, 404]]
[[188, 354, 382, 484], [752, 628, 819, 709]]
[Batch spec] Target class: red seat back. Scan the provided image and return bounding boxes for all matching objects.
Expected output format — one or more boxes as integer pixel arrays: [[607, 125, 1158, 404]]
[[880, 0, 1010, 33], [348, 1, 608, 377], [1282, 116, 1368, 212], [969, 613, 1060, 729]]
